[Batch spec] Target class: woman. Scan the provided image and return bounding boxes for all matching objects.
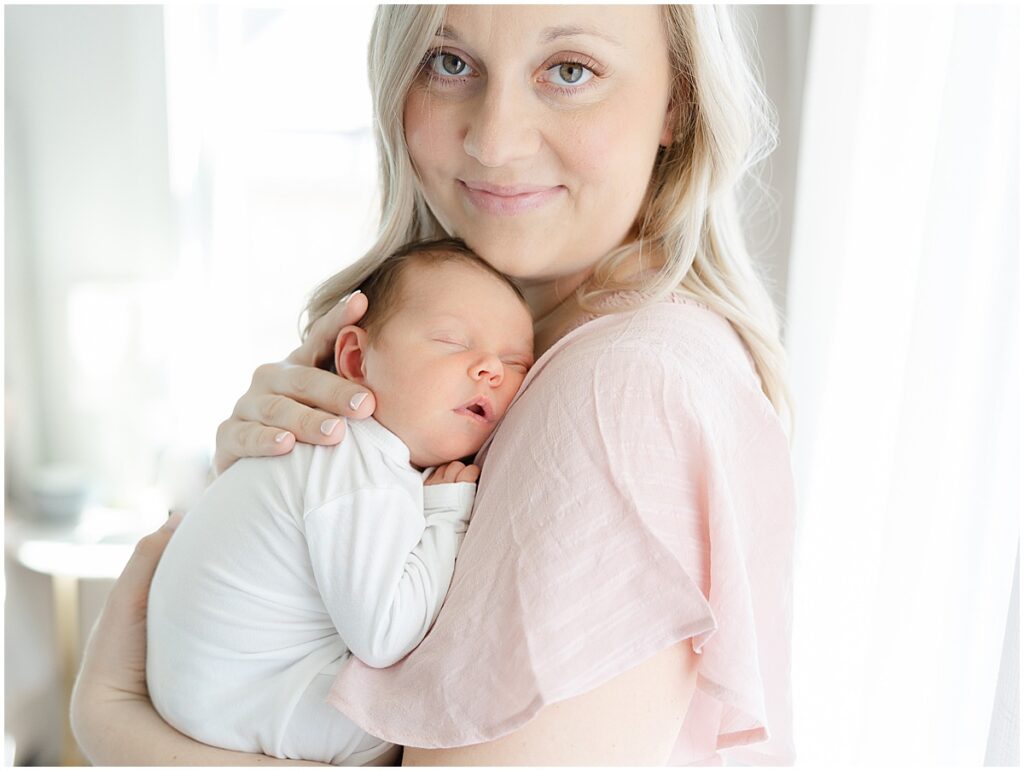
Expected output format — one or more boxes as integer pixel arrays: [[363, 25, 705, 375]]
[[71, 5, 795, 765]]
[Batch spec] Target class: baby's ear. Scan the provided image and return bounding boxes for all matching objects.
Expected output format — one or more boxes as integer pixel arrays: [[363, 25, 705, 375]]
[[334, 325, 369, 384]]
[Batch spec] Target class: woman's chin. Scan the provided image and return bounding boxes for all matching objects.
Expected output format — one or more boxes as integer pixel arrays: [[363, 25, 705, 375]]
[[453, 228, 605, 289], [467, 241, 559, 282]]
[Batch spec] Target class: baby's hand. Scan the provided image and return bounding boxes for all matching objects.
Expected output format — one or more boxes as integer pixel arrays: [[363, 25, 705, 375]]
[[425, 461, 480, 486]]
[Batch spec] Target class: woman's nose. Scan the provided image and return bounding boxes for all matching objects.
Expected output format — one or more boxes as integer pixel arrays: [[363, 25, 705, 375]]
[[462, 81, 541, 168], [470, 353, 504, 385]]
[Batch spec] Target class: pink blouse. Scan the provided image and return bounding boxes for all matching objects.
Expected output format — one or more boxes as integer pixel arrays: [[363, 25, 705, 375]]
[[329, 294, 796, 765]]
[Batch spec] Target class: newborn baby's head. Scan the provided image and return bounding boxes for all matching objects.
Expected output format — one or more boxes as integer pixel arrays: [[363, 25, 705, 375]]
[[333, 239, 535, 469]]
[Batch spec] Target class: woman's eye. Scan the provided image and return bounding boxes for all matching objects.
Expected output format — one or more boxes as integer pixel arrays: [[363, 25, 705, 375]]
[[545, 61, 595, 88], [429, 52, 473, 78]]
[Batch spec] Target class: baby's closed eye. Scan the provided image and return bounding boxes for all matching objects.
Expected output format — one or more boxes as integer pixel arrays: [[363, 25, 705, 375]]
[[435, 338, 468, 348]]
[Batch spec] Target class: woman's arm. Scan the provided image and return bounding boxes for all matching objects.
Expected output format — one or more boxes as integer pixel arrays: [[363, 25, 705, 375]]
[[70, 516, 325, 766], [403, 640, 698, 766], [214, 290, 377, 475]]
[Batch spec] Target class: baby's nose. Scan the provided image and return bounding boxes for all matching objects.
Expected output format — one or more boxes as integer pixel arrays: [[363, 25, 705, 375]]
[[471, 353, 504, 383]]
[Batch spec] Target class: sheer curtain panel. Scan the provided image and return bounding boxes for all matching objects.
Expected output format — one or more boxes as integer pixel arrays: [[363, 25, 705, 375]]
[[785, 6, 1019, 765]]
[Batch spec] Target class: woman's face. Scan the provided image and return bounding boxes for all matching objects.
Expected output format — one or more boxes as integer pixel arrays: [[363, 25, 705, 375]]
[[403, 5, 675, 298]]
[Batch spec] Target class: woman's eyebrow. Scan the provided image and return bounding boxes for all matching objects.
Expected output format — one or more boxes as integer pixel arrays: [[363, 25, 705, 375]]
[[435, 24, 461, 42], [540, 25, 623, 47], [435, 23, 622, 48]]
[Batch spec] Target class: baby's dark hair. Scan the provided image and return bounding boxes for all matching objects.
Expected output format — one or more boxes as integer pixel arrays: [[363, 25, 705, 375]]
[[322, 238, 527, 372], [358, 237, 526, 336]]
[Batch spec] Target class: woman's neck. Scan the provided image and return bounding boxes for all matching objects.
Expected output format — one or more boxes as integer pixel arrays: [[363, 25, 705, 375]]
[[532, 295, 590, 357], [521, 245, 666, 356], [521, 271, 593, 357]]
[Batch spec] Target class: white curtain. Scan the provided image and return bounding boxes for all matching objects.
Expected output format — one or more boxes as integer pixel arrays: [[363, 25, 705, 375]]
[[784, 5, 1019, 765]]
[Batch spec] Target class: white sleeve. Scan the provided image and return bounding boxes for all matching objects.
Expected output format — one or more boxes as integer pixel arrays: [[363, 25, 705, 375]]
[[304, 482, 475, 668]]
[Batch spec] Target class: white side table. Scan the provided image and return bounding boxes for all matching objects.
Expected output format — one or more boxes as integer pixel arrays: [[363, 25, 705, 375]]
[[5, 504, 165, 766]]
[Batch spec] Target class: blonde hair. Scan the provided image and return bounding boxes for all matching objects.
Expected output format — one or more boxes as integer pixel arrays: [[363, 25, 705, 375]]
[[305, 5, 792, 433]]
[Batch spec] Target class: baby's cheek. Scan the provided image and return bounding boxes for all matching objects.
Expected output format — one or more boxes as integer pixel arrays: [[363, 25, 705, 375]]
[[494, 389, 519, 421]]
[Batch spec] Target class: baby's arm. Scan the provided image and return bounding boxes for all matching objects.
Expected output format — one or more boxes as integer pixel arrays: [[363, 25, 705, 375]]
[[304, 462, 478, 668]]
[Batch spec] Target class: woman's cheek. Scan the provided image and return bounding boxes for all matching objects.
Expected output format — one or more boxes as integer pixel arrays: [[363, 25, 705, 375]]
[[404, 92, 449, 175], [606, 134, 663, 227], [570, 109, 651, 204], [576, 138, 652, 241]]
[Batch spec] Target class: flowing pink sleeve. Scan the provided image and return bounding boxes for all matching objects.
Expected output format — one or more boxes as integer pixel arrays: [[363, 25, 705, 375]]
[[328, 302, 796, 765]]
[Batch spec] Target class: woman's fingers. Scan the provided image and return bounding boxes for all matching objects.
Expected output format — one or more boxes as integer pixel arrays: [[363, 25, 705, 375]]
[[242, 372, 376, 439], [112, 514, 182, 621], [289, 290, 369, 368], [247, 394, 345, 443], [77, 514, 183, 699], [213, 420, 296, 475], [70, 515, 185, 759], [213, 361, 378, 475], [251, 363, 375, 425], [212, 291, 374, 476]]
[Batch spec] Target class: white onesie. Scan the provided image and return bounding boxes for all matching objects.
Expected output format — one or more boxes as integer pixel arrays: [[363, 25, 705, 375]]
[[147, 417, 475, 765]]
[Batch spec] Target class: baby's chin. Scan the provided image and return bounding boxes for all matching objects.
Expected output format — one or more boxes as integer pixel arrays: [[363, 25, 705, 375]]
[[408, 435, 489, 472], [409, 446, 483, 472], [372, 405, 487, 470]]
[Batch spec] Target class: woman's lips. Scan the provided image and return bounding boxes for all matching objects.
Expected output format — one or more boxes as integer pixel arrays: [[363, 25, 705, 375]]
[[458, 180, 564, 216]]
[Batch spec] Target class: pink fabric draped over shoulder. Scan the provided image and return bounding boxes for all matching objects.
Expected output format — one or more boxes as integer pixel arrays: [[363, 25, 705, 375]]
[[328, 295, 796, 765]]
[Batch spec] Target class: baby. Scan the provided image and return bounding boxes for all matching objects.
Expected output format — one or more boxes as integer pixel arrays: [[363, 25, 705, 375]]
[[147, 238, 534, 765]]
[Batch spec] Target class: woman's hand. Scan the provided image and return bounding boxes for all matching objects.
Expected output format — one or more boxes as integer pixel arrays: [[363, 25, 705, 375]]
[[70, 515, 323, 766], [70, 514, 181, 763], [72, 514, 183, 716], [214, 291, 378, 475]]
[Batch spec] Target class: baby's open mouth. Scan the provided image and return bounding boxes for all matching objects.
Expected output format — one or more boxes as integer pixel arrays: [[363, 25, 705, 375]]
[[455, 397, 494, 423]]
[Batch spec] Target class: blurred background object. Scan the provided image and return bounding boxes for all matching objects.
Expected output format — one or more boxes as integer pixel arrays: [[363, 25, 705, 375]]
[[4, 4, 1017, 767], [5, 5, 381, 763]]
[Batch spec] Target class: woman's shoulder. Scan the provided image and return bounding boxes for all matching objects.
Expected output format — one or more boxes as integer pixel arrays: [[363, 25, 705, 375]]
[[569, 292, 745, 361], [528, 293, 764, 412], [477, 293, 780, 468]]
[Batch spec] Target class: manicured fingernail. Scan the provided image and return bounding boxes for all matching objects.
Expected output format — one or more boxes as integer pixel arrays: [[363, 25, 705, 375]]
[[349, 392, 369, 411], [274, 431, 291, 444], [163, 511, 184, 531], [339, 289, 362, 306], [320, 418, 340, 436]]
